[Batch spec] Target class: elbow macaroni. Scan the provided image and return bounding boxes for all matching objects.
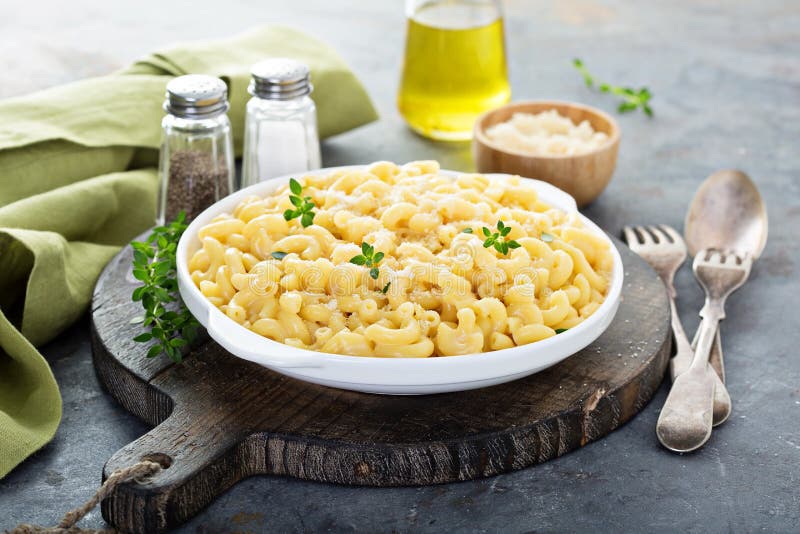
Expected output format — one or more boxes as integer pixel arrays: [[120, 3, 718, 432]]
[[189, 161, 613, 358]]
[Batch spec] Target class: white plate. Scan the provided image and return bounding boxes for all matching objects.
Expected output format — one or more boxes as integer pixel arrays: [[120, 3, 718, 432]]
[[177, 166, 623, 394]]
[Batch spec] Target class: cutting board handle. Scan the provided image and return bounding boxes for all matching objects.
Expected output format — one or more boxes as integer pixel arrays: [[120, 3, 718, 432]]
[[101, 411, 250, 533]]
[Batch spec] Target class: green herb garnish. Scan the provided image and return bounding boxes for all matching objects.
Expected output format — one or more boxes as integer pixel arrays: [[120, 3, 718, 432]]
[[283, 178, 316, 227], [481, 221, 521, 255], [271, 251, 288, 260], [381, 282, 391, 294], [572, 58, 653, 117], [540, 232, 555, 243], [350, 242, 384, 280], [462, 227, 474, 234], [555, 328, 569, 334], [131, 212, 199, 363]]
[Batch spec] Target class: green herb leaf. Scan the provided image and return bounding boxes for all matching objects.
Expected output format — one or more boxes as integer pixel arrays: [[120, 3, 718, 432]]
[[132, 286, 145, 301], [382, 282, 391, 294], [271, 251, 288, 260], [300, 211, 315, 228], [462, 227, 473, 234], [131, 211, 199, 363], [540, 232, 555, 243], [572, 58, 654, 116], [555, 328, 568, 334], [482, 222, 519, 256], [289, 178, 302, 195], [353, 242, 387, 283], [284, 180, 316, 225]]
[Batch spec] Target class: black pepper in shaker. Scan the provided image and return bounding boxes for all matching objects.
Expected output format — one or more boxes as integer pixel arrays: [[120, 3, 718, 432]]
[[157, 75, 235, 225]]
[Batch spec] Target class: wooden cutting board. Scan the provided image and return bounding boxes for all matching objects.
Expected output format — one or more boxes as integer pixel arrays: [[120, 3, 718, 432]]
[[91, 236, 670, 533]]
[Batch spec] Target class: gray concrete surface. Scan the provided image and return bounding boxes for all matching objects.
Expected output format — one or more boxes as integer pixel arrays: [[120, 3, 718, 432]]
[[1, 0, 799, 532]]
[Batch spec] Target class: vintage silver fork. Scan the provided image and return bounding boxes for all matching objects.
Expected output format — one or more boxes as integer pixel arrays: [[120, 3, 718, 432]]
[[656, 249, 752, 452], [623, 225, 731, 425]]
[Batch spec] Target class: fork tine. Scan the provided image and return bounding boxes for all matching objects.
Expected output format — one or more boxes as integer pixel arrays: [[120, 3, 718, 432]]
[[622, 226, 640, 246], [659, 225, 683, 245], [637, 226, 654, 245], [648, 225, 667, 244]]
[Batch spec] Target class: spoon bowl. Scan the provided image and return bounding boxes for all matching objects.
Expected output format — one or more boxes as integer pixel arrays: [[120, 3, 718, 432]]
[[685, 169, 768, 258]]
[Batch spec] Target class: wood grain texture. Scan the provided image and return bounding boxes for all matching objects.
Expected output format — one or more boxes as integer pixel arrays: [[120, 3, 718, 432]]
[[91, 236, 670, 533]]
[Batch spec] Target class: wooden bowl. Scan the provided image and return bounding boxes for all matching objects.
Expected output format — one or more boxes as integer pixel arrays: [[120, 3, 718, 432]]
[[473, 100, 620, 207]]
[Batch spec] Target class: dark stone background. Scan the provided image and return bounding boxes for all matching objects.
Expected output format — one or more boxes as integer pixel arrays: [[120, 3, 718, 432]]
[[1, 1, 797, 532]]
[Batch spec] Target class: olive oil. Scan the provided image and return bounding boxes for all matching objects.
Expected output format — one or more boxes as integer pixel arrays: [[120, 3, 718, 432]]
[[398, 1, 510, 141]]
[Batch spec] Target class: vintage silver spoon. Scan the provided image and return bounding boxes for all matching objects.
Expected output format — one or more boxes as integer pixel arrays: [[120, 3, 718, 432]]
[[682, 169, 768, 422], [685, 169, 768, 260]]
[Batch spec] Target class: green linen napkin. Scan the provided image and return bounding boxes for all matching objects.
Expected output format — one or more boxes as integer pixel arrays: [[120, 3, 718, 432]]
[[0, 26, 378, 478]]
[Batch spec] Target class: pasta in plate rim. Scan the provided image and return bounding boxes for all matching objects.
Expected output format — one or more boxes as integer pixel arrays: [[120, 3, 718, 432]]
[[188, 161, 614, 358]]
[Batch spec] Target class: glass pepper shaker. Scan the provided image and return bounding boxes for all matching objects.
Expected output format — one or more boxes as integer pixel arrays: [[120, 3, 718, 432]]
[[242, 58, 321, 187], [157, 74, 235, 225]]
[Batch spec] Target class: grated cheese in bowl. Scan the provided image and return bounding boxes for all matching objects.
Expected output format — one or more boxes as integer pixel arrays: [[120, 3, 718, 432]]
[[485, 110, 609, 156]]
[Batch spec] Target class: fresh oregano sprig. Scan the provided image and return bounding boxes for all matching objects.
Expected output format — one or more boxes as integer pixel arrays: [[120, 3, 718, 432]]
[[131, 212, 199, 362], [572, 58, 653, 117], [481, 221, 521, 255], [283, 178, 316, 227], [350, 242, 385, 281]]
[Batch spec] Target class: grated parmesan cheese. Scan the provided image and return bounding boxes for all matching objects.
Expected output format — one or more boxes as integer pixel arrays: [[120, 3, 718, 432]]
[[485, 109, 609, 156]]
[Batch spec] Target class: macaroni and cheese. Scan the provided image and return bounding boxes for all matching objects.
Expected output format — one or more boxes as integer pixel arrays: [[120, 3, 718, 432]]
[[188, 161, 613, 357]]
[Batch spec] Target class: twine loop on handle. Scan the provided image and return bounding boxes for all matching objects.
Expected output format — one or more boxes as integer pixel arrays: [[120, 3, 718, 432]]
[[7, 460, 162, 534]]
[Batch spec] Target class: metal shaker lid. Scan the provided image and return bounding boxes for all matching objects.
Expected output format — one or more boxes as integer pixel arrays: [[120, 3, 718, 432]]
[[164, 75, 229, 118], [249, 58, 312, 100]]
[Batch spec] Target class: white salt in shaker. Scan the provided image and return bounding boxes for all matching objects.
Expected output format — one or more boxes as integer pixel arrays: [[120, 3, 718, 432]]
[[242, 58, 321, 187]]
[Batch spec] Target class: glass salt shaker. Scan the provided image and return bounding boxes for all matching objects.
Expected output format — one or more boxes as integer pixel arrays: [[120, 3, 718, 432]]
[[157, 74, 235, 225], [242, 58, 321, 187]]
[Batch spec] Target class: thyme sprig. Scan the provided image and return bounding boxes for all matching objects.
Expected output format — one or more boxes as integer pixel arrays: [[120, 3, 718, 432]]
[[350, 242, 384, 280], [481, 221, 521, 255], [573, 58, 653, 117], [283, 178, 316, 227], [131, 212, 199, 362]]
